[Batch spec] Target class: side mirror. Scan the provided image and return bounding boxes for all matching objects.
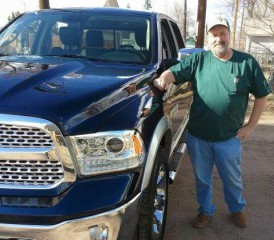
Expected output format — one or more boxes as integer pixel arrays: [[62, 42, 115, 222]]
[[177, 48, 205, 60], [178, 53, 191, 60]]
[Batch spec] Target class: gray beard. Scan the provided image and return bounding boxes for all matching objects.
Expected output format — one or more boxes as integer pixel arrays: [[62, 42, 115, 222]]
[[212, 44, 228, 58]]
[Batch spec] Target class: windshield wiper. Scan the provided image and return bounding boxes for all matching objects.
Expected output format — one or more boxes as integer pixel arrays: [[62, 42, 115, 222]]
[[82, 56, 120, 63], [44, 54, 80, 58], [44, 54, 120, 63]]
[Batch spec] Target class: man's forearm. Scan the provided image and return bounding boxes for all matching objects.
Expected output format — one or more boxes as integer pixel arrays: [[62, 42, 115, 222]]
[[161, 70, 176, 84], [236, 96, 267, 141], [247, 96, 267, 128]]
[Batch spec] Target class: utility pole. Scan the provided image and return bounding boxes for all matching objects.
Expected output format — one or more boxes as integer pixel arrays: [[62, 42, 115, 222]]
[[232, 0, 239, 48], [239, 0, 246, 50], [195, 0, 207, 48], [183, 0, 187, 40], [39, 0, 50, 9]]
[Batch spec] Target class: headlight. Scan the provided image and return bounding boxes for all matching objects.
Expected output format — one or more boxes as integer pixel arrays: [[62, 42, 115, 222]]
[[69, 131, 145, 176]]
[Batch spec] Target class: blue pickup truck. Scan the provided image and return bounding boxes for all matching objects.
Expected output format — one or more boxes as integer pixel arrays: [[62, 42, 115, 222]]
[[0, 8, 192, 240]]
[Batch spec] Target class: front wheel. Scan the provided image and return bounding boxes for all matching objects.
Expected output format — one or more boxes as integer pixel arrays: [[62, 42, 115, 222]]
[[134, 147, 169, 240]]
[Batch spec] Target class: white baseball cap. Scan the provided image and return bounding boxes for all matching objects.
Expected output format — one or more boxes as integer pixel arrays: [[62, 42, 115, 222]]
[[206, 17, 230, 32]]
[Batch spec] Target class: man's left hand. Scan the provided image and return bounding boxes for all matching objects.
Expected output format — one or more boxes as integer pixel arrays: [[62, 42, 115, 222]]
[[236, 124, 255, 141]]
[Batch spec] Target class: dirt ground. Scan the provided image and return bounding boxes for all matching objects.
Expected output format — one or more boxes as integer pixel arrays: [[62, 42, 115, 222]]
[[164, 95, 274, 240]]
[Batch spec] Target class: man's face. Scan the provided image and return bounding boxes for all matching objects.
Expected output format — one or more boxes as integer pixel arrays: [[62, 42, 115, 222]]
[[207, 25, 230, 58]]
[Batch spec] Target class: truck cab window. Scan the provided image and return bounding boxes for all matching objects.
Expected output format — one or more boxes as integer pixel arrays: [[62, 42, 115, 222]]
[[161, 19, 177, 59]]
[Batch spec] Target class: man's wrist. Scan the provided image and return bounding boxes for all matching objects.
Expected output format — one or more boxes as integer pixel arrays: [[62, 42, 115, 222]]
[[245, 122, 257, 130], [164, 70, 175, 85]]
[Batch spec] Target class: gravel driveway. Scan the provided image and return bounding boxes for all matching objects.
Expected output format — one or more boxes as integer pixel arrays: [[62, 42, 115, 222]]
[[164, 99, 274, 240]]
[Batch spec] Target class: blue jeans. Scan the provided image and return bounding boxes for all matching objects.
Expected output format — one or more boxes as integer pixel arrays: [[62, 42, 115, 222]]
[[186, 132, 246, 216]]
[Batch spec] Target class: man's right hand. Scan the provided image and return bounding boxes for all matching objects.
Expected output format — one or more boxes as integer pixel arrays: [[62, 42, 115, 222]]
[[154, 77, 168, 91], [153, 70, 175, 91]]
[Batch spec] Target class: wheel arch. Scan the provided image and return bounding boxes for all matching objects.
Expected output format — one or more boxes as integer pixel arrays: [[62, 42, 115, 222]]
[[141, 115, 172, 191]]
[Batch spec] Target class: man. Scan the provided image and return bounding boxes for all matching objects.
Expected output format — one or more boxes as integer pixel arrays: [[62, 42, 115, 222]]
[[154, 17, 272, 229]]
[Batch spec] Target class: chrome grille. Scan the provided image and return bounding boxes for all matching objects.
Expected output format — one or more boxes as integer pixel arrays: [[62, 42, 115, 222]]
[[0, 124, 53, 148], [0, 159, 64, 186], [0, 114, 76, 190]]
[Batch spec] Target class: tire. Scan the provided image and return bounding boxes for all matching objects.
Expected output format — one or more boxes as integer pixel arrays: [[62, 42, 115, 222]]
[[134, 147, 169, 240]]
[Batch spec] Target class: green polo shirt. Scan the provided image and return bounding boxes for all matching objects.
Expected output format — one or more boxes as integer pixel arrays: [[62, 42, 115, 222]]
[[170, 49, 272, 141]]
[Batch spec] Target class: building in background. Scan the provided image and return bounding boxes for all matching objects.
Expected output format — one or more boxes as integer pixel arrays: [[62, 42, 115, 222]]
[[245, 17, 274, 65]]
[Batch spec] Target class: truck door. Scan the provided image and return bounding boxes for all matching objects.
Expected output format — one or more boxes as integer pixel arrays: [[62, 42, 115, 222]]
[[160, 18, 193, 149]]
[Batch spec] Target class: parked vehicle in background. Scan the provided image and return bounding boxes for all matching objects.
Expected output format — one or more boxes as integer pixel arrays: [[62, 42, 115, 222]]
[[0, 8, 192, 240], [178, 47, 205, 60]]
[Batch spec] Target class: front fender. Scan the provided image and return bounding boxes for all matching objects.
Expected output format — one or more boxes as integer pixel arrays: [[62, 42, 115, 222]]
[[141, 115, 171, 191]]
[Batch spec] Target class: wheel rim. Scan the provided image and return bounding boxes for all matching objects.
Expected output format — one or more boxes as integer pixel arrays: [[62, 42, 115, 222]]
[[152, 164, 167, 239]]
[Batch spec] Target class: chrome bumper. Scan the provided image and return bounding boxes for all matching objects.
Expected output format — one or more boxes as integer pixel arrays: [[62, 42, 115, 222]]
[[0, 193, 141, 240]]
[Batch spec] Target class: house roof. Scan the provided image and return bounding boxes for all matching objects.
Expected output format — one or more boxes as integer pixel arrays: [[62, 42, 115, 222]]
[[245, 17, 274, 36]]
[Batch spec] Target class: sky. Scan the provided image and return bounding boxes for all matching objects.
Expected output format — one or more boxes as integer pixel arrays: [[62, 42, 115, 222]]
[[0, 0, 228, 28]]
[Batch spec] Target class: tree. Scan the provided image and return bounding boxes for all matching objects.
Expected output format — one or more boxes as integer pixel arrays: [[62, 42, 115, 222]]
[[245, 0, 273, 17], [247, 0, 256, 17], [169, 1, 195, 40], [39, 0, 50, 9], [8, 11, 21, 22], [195, 0, 207, 48], [144, 0, 152, 10]]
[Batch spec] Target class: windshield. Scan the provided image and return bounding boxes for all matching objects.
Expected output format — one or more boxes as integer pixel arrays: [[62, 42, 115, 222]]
[[0, 10, 151, 64]]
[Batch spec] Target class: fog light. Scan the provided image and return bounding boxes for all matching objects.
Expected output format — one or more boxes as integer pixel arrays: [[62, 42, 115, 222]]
[[89, 225, 109, 240]]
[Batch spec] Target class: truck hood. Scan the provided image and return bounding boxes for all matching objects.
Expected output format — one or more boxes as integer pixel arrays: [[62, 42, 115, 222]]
[[0, 56, 153, 135]]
